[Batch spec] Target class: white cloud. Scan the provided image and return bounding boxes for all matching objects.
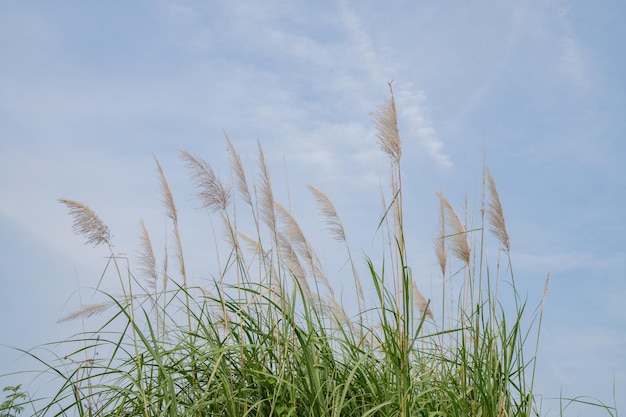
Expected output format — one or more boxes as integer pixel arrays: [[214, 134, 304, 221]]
[[324, 4, 455, 170], [395, 87, 453, 169], [285, 121, 383, 188], [337, 0, 390, 85]]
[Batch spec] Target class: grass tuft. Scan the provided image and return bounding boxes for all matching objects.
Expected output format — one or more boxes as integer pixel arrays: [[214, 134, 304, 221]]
[[3, 87, 618, 417]]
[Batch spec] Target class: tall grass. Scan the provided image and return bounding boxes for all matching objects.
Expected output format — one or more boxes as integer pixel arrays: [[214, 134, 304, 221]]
[[2, 85, 617, 416]]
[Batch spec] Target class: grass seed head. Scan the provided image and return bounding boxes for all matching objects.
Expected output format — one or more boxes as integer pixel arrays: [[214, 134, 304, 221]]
[[486, 169, 510, 251], [58, 198, 111, 247], [180, 149, 231, 212], [436, 192, 471, 265], [373, 82, 402, 164]]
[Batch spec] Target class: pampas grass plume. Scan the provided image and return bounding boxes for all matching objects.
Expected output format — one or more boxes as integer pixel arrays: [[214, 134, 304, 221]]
[[485, 169, 510, 251], [58, 198, 111, 247], [436, 192, 471, 265]]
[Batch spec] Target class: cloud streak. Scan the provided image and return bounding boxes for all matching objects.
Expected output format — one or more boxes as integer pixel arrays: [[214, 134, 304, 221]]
[[396, 87, 453, 169]]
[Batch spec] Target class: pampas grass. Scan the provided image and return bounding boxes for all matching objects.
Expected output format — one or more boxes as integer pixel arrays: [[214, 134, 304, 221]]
[[373, 82, 401, 165], [154, 155, 186, 285], [257, 139, 277, 235], [308, 184, 365, 309], [486, 168, 510, 252], [225, 132, 253, 207], [58, 199, 111, 248], [436, 191, 471, 266], [137, 220, 157, 290], [180, 150, 231, 213], [4, 87, 617, 417], [57, 300, 119, 323]]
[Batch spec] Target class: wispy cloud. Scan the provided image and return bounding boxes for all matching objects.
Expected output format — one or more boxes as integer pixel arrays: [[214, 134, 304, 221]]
[[336, 4, 452, 169], [395, 87, 453, 169], [337, 0, 390, 85]]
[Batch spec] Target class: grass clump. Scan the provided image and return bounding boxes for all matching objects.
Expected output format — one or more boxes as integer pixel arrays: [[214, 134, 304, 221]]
[[2, 84, 616, 416]]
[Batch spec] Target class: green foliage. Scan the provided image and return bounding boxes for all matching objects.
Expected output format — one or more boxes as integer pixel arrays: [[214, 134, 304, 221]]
[[0, 385, 27, 417]]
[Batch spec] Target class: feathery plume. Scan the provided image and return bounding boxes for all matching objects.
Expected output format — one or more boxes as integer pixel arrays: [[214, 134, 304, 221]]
[[308, 185, 364, 304], [220, 211, 239, 251], [58, 199, 111, 247], [274, 202, 309, 253], [412, 281, 434, 321], [485, 169, 510, 251], [275, 202, 331, 295], [57, 300, 118, 323], [154, 156, 177, 222], [239, 232, 284, 296], [180, 150, 231, 212], [154, 156, 186, 285], [321, 294, 352, 326], [307, 185, 346, 241], [225, 132, 252, 206], [276, 230, 312, 298], [437, 192, 471, 265], [137, 220, 157, 290], [257, 140, 276, 232], [372, 82, 401, 164], [238, 232, 261, 256]]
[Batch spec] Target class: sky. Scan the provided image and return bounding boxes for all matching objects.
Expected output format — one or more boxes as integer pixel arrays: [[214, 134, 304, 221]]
[[1, 1, 624, 415]]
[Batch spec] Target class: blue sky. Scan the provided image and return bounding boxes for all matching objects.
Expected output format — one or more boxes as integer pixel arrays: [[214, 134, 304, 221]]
[[1, 1, 624, 415]]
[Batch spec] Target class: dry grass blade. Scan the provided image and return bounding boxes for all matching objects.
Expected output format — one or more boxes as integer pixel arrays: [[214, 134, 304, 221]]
[[225, 132, 252, 206], [372, 82, 401, 164], [437, 192, 471, 265], [486, 169, 510, 251], [58, 199, 111, 247], [154, 155, 177, 222], [137, 220, 157, 290], [180, 149, 231, 212], [307, 185, 346, 242]]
